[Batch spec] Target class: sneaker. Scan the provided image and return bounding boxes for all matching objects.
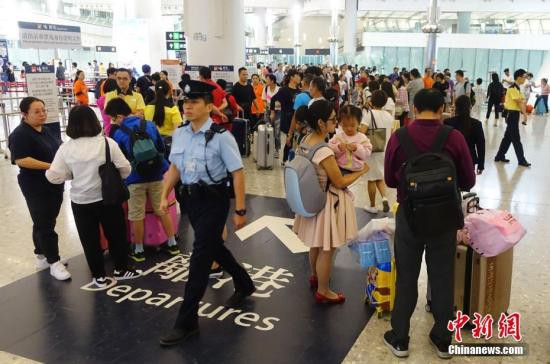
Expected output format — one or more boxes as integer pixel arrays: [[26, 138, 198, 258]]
[[114, 268, 142, 281], [365, 206, 378, 214], [382, 199, 390, 213], [91, 277, 109, 289], [429, 334, 452, 359], [209, 267, 223, 278], [35, 255, 49, 270], [129, 251, 146, 263], [50, 261, 71, 281], [383, 330, 409, 358], [161, 243, 181, 256], [36, 255, 68, 270]]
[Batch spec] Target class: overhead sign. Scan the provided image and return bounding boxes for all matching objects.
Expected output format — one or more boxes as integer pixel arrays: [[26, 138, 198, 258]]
[[165, 31, 185, 41], [210, 65, 234, 83], [236, 215, 308, 254], [166, 31, 186, 51], [96, 46, 116, 53], [18, 21, 81, 49], [305, 48, 330, 56], [260, 48, 269, 55], [160, 60, 182, 89], [0, 39, 8, 69], [185, 65, 201, 80], [268, 48, 294, 55], [25, 65, 60, 140], [166, 41, 186, 51], [246, 47, 260, 55]]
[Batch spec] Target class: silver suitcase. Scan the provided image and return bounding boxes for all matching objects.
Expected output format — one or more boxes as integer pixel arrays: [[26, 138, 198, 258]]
[[255, 124, 274, 169]]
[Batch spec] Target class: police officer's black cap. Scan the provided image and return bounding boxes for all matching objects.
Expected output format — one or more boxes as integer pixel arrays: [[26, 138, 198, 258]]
[[182, 80, 216, 100]]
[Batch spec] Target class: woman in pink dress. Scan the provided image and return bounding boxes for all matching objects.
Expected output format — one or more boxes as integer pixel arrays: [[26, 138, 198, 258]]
[[293, 100, 369, 304]]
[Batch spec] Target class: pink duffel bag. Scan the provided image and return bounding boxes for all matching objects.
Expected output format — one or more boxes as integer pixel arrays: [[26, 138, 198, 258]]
[[463, 209, 526, 257]]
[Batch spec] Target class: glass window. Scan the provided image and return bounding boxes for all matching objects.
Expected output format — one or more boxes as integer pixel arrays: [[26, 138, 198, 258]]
[[437, 48, 450, 72], [410, 47, 423, 71], [528, 50, 545, 76], [397, 47, 410, 70], [383, 47, 398, 75], [462, 49, 476, 79], [501, 50, 516, 73], [474, 49, 489, 83], [515, 50, 529, 71], [488, 49, 503, 75], [449, 48, 462, 73]]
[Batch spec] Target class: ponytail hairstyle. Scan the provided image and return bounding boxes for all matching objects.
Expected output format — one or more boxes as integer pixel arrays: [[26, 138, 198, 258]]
[[152, 80, 170, 127], [454, 95, 473, 137], [339, 104, 362, 124], [74, 70, 83, 83], [295, 99, 334, 133]]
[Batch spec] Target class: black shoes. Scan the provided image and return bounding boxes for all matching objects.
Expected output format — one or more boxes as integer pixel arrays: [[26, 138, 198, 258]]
[[519, 161, 532, 167], [383, 330, 409, 358], [429, 333, 452, 359], [494, 157, 510, 163], [225, 287, 256, 308], [159, 327, 199, 347]]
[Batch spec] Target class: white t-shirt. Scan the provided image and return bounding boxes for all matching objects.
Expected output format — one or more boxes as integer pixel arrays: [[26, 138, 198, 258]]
[[383, 98, 396, 119], [262, 85, 280, 110], [503, 74, 513, 89], [338, 80, 348, 96], [345, 70, 353, 85], [46, 135, 131, 204]]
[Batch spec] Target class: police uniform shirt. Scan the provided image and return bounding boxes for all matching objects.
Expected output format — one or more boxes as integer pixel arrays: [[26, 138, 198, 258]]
[[170, 118, 243, 185], [8, 122, 63, 194]]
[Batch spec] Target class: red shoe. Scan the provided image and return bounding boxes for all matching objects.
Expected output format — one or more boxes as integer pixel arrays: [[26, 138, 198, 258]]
[[315, 292, 346, 304], [309, 275, 318, 289]]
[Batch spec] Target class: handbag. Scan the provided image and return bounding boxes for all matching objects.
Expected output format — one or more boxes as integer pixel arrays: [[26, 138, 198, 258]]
[[98, 138, 130, 206], [366, 111, 387, 153]]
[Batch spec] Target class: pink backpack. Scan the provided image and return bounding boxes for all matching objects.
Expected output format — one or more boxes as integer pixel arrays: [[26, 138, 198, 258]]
[[463, 209, 526, 257]]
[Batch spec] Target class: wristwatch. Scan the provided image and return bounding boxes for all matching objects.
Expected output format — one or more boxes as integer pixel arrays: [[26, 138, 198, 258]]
[[235, 209, 247, 216]]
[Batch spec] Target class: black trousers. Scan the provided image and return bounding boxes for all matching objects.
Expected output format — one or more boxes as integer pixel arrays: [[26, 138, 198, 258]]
[[71, 201, 130, 278], [534, 95, 549, 113], [485, 99, 501, 120], [280, 111, 293, 162], [174, 185, 254, 329], [21, 188, 63, 264], [391, 206, 455, 345], [495, 111, 527, 164]]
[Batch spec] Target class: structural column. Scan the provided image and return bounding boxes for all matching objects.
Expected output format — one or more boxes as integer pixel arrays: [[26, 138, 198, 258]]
[[457, 12, 472, 34], [329, 2, 339, 66], [252, 7, 267, 48], [112, 0, 164, 71], [184, 0, 245, 80], [343, 0, 358, 56], [422, 0, 443, 70]]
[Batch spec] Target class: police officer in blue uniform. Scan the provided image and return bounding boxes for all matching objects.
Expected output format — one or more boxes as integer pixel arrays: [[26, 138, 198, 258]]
[[159, 80, 255, 346]]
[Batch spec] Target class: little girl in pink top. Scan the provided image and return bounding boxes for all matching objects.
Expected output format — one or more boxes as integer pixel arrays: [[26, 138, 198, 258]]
[[329, 105, 372, 174]]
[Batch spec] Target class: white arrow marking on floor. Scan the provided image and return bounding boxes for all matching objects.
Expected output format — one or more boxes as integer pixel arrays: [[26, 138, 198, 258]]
[[235, 215, 309, 254]]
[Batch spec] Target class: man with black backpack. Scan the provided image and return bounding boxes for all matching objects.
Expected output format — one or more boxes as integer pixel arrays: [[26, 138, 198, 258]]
[[105, 98, 180, 263], [383, 89, 475, 359]]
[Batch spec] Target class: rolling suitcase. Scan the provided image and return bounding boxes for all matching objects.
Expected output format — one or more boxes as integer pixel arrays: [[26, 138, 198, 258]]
[[231, 112, 250, 157], [252, 131, 258, 162], [255, 123, 274, 169]]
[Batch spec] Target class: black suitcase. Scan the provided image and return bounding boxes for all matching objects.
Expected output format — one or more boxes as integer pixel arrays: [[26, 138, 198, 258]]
[[231, 116, 250, 157]]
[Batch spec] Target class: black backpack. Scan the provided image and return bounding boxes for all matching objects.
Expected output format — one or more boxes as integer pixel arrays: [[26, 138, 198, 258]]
[[396, 125, 463, 237]]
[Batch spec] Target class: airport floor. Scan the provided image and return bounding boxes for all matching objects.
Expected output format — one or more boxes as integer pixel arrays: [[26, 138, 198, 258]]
[[0, 110, 549, 363]]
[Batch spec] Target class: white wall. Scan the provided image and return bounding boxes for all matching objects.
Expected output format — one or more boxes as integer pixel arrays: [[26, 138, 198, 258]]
[[358, 0, 550, 13]]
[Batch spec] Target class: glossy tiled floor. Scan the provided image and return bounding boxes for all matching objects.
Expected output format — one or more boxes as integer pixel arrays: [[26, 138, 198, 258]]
[[1, 110, 549, 363]]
